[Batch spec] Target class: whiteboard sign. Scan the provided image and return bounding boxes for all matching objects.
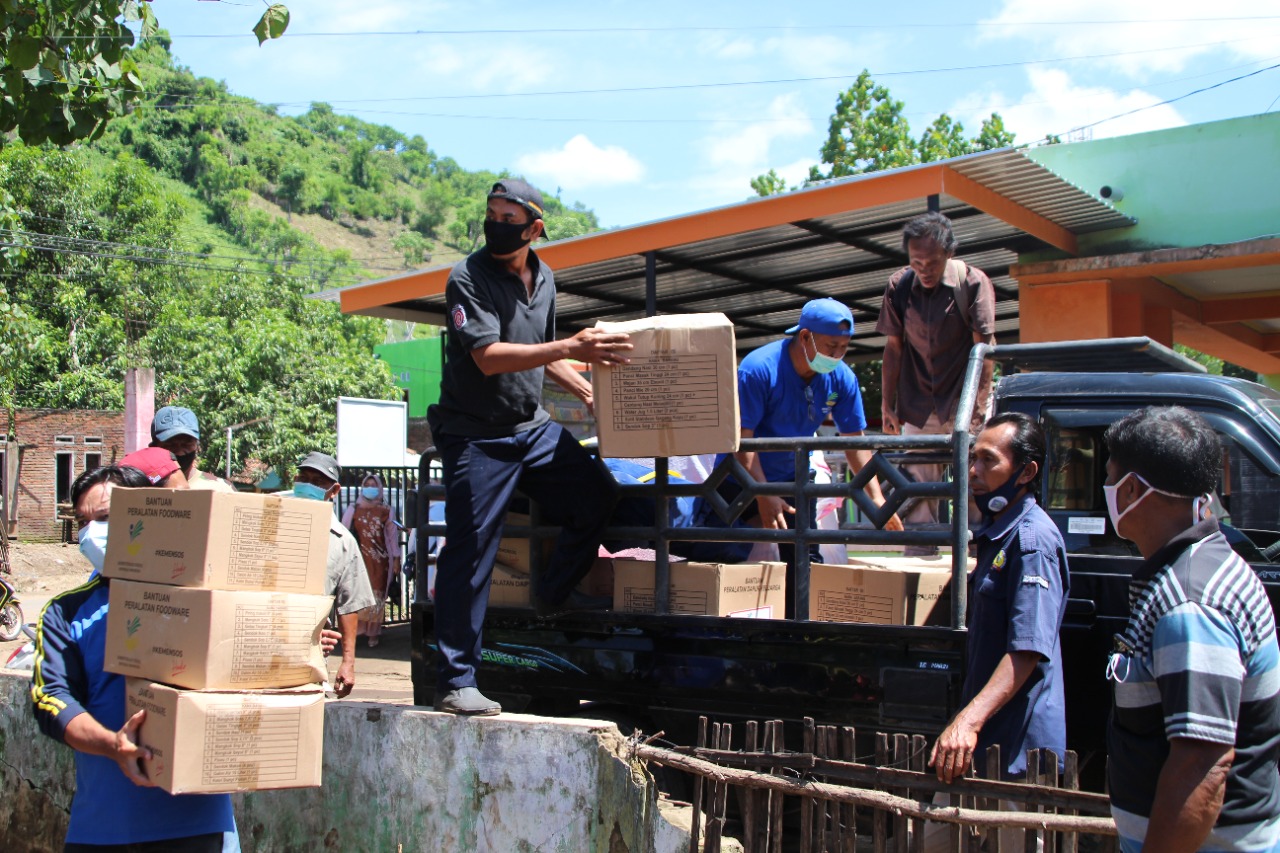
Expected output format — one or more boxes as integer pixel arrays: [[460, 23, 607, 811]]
[[336, 397, 408, 468]]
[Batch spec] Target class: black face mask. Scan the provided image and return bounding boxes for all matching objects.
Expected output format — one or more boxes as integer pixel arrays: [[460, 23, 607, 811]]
[[973, 464, 1027, 520], [483, 219, 533, 256], [174, 451, 198, 473]]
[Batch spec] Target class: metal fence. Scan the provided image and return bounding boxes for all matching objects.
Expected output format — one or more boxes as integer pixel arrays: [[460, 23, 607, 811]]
[[410, 340, 990, 625], [333, 464, 426, 625]]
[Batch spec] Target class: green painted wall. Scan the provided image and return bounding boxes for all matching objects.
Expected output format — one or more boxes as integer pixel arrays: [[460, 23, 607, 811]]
[[1026, 112, 1280, 255], [374, 337, 444, 419]]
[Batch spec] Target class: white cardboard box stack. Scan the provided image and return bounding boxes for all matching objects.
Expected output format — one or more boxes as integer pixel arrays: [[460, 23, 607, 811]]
[[102, 488, 332, 794]]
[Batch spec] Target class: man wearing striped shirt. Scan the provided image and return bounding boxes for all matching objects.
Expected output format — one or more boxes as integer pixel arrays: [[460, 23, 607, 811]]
[[1103, 406, 1280, 853]]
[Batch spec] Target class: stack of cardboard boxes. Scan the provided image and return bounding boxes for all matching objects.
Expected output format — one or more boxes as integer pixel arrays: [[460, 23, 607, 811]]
[[101, 488, 334, 794]]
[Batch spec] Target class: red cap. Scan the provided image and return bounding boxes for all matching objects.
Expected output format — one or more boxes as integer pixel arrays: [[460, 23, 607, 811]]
[[120, 447, 181, 485]]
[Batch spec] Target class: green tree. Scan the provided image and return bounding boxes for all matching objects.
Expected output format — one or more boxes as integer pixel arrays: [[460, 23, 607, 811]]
[[754, 73, 1021, 193], [0, 3, 288, 147], [393, 231, 432, 268], [809, 70, 916, 182], [277, 163, 309, 217], [750, 169, 789, 198], [917, 114, 969, 163], [973, 113, 1016, 151]]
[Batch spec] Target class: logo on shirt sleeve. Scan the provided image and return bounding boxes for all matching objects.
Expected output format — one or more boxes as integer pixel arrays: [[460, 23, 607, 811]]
[[451, 304, 466, 330]]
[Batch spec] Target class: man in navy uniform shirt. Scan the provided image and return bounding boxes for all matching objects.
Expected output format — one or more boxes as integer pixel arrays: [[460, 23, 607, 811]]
[[427, 179, 632, 716], [927, 412, 1068, 850]]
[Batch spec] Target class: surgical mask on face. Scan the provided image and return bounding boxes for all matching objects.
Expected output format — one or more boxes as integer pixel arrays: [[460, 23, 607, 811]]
[[1103, 472, 1200, 540], [802, 333, 842, 375], [973, 465, 1026, 519], [174, 451, 197, 472], [361, 486, 381, 501], [483, 219, 532, 256], [293, 481, 330, 502], [78, 520, 110, 576]]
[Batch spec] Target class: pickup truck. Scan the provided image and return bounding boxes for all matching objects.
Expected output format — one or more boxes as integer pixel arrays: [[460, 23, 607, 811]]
[[410, 337, 1280, 781]]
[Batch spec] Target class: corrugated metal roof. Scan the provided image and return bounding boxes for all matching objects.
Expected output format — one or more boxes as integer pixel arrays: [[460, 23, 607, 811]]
[[332, 148, 1135, 358]]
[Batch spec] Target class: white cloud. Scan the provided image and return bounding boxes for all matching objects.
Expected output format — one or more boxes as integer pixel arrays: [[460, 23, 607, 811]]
[[703, 94, 814, 171], [954, 68, 1188, 144], [697, 32, 891, 78], [760, 34, 871, 78], [412, 42, 551, 93], [515, 135, 645, 192], [291, 0, 435, 34], [702, 35, 759, 61], [687, 94, 816, 202], [981, 0, 1280, 77]]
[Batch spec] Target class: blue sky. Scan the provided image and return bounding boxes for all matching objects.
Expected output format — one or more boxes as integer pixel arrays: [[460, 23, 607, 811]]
[[149, 1, 1280, 229]]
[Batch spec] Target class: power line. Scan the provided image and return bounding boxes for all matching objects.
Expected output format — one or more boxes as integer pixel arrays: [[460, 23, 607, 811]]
[[59, 34, 1273, 112], [137, 17, 1280, 38], [264, 37, 1280, 106], [1046, 60, 1280, 141]]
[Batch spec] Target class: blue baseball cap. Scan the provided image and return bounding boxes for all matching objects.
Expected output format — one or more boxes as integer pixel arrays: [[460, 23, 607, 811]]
[[785, 298, 854, 337], [151, 406, 200, 442]]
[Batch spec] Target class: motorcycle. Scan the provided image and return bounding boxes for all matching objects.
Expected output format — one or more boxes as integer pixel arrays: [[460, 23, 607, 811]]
[[4, 623, 37, 672], [0, 574, 22, 642]]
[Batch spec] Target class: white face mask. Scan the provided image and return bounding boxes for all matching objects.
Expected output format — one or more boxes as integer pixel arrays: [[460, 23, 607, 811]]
[[1103, 472, 1203, 540], [78, 520, 110, 576]]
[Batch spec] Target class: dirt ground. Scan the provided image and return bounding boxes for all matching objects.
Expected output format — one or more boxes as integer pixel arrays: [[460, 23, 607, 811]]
[[1, 541, 416, 704]]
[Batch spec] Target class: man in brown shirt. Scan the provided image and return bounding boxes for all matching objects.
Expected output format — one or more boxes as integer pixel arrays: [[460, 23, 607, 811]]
[[876, 212, 997, 555]]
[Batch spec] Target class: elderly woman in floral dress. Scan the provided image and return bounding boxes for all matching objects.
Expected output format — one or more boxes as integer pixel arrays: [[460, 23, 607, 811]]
[[340, 473, 401, 648]]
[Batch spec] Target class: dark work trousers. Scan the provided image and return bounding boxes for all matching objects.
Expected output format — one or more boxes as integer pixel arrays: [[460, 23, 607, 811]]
[[708, 473, 821, 619], [433, 421, 619, 693]]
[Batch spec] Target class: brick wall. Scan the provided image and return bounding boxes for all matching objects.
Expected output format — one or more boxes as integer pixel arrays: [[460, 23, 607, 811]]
[[4, 409, 125, 542]]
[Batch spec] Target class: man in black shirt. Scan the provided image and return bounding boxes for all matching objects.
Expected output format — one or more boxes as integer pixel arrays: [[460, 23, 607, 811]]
[[427, 179, 632, 715]]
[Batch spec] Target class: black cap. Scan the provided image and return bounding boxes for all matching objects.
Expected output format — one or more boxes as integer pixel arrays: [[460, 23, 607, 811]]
[[297, 451, 340, 485], [488, 179, 545, 223]]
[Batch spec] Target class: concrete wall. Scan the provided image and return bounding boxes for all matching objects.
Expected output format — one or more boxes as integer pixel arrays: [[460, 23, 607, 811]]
[[0, 674, 687, 852], [1026, 112, 1280, 254]]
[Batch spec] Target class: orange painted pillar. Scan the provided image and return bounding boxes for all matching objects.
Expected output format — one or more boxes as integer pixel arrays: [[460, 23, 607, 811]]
[[1018, 278, 1176, 345], [1018, 279, 1115, 342]]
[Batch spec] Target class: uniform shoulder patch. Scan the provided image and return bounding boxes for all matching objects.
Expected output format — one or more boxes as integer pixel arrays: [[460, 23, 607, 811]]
[[992, 549, 1007, 571], [451, 304, 467, 329]]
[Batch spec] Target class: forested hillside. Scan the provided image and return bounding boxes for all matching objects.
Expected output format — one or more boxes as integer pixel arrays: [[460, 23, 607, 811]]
[[1, 34, 602, 477]]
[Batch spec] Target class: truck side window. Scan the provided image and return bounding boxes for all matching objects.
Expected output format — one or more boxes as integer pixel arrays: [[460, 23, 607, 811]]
[[1047, 427, 1100, 511]]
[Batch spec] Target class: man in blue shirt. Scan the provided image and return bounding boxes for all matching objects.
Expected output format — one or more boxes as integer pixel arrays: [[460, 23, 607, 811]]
[[691, 298, 901, 616], [32, 465, 237, 851], [927, 412, 1068, 850], [1103, 406, 1280, 853]]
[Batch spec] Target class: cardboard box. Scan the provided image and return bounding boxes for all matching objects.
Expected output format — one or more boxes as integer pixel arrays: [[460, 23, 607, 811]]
[[612, 560, 785, 617], [487, 558, 615, 609], [591, 313, 739, 458], [104, 580, 333, 689], [810, 557, 973, 625], [495, 512, 554, 574], [103, 489, 330, 594], [126, 679, 324, 794]]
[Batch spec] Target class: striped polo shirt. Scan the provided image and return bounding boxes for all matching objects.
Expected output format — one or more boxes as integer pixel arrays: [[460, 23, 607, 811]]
[[1108, 519, 1280, 852]]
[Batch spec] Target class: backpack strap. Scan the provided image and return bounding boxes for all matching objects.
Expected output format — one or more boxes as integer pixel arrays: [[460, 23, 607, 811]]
[[947, 258, 971, 328]]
